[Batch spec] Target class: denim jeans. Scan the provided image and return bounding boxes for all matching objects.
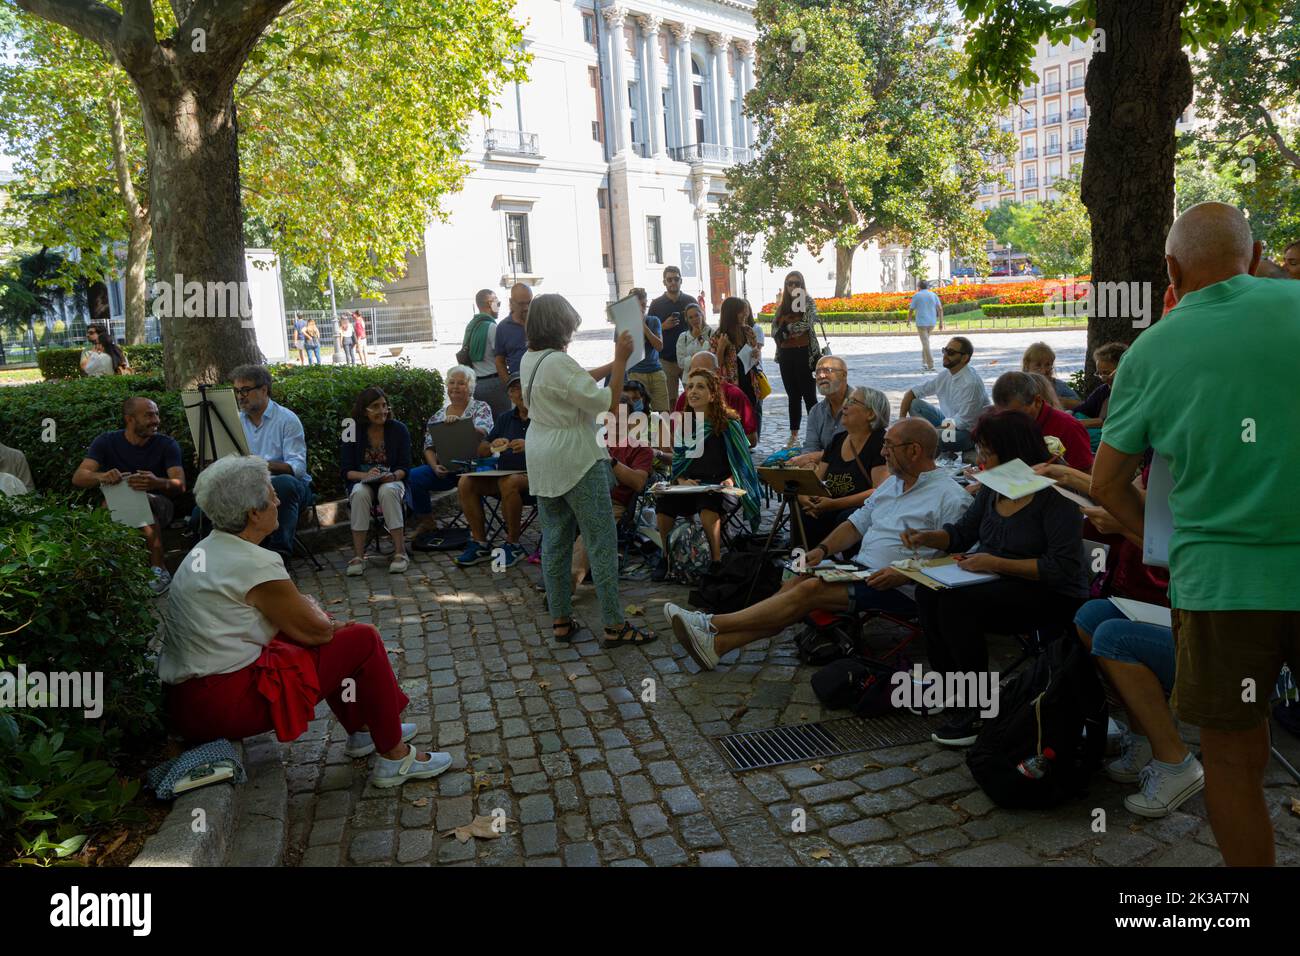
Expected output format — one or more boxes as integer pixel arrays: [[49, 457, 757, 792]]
[[1074, 598, 1176, 691], [909, 398, 973, 452], [305, 343, 321, 365], [407, 464, 460, 515], [269, 474, 312, 552]]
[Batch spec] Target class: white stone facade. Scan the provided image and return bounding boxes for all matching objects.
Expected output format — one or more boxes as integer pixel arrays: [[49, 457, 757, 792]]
[[403, 0, 946, 345]]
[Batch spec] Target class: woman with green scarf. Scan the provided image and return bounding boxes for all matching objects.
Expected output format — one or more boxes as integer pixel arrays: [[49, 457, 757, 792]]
[[651, 368, 762, 581]]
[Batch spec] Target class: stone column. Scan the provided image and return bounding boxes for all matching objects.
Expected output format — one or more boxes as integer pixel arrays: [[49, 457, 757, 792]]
[[671, 22, 696, 153], [737, 39, 755, 149], [603, 6, 629, 155], [711, 33, 733, 150], [638, 15, 666, 158]]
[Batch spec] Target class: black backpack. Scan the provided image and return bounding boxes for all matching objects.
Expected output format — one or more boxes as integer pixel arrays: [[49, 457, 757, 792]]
[[689, 549, 782, 614], [811, 656, 912, 718], [966, 637, 1107, 809]]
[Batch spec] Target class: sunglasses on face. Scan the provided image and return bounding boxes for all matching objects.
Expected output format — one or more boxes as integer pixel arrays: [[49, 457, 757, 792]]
[[941, 347, 968, 357]]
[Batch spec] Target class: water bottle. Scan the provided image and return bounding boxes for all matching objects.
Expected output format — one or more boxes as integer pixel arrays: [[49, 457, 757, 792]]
[[1016, 747, 1056, 779]]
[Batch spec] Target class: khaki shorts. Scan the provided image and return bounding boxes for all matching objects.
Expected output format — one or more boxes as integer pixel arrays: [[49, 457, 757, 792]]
[[1171, 608, 1300, 731]]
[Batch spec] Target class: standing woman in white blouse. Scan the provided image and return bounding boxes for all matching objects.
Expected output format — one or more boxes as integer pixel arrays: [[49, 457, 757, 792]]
[[81, 323, 130, 376], [521, 294, 656, 648]]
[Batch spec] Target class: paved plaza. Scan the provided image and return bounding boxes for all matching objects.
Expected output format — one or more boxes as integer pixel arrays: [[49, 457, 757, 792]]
[[265, 331, 1299, 867]]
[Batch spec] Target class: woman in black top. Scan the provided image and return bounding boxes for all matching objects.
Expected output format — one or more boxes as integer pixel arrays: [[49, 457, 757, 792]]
[[771, 271, 820, 446], [798, 386, 890, 551], [341, 387, 413, 575], [902, 409, 1087, 746]]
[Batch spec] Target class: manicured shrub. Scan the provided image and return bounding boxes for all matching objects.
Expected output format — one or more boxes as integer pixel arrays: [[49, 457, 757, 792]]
[[0, 493, 159, 863], [34, 348, 84, 381], [0, 361, 444, 504], [123, 343, 164, 373]]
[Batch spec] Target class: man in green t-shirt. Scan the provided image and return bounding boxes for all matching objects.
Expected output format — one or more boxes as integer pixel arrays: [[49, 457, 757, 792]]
[[1092, 202, 1300, 867]]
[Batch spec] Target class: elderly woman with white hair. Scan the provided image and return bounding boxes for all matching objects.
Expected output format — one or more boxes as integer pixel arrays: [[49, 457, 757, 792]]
[[522, 293, 656, 647], [407, 363, 496, 537], [797, 385, 891, 552], [160, 456, 450, 788]]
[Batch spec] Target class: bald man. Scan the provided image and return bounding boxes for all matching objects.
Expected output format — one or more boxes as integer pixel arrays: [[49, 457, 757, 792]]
[[672, 350, 757, 441], [73, 396, 186, 593], [664, 418, 971, 671], [1091, 202, 1300, 865], [493, 282, 534, 382]]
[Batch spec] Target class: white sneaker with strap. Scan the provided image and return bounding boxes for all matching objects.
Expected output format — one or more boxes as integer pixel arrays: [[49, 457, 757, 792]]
[[369, 747, 453, 788]]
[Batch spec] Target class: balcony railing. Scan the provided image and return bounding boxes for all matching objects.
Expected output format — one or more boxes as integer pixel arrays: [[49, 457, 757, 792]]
[[1069, 107, 1087, 120], [1000, 121, 1014, 132], [1069, 139, 1085, 152], [979, 184, 997, 196], [484, 129, 540, 156], [1022, 147, 1038, 159], [668, 142, 753, 165], [1044, 113, 1062, 126], [1044, 143, 1062, 156], [1021, 117, 1038, 130], [1042, 81, 1062, 94], [1020, 85, 1037, 100], [1023, 177, 1039, 188], [1068, 76, 1085, 90]]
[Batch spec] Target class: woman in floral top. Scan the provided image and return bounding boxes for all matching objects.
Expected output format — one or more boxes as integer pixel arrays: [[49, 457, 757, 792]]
[[407, 365, 495, 536]]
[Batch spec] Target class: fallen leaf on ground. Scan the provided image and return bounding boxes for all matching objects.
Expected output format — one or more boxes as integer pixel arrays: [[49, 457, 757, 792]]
[[1290, 797, 1300, 817], [568, 673, 579, 681], [537, 680, 551, 690], [809, 848, 832, 860], [327, 598, 345, 605], [811, 763, 824, 772], [100, 831, 129, 858], [625, 604, 644, 616], [388, 647, 404, 655], [443, 814, 512, 844], [409, 797, 428, 807], [471, 772, 493, 796]]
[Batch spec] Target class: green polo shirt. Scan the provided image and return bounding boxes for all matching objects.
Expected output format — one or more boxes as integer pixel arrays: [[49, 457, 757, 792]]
[[1103, 274, 1300, 610]]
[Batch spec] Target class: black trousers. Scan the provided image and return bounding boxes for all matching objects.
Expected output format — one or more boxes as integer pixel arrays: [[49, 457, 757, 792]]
[[776, 344, 818, 432], [914, 577, 1084, 679]]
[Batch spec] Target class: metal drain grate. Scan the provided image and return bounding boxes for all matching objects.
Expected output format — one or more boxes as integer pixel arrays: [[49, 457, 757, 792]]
[[714, 712, 941, 772]]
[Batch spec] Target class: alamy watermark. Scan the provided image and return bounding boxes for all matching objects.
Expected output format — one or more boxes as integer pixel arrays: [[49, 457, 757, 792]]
[[151, 274, 254, 327], [890, 664, 1000, 718], [1041, 280, 1155, 329], [596, 406, 705, 457], [0, 665, 104, 719]]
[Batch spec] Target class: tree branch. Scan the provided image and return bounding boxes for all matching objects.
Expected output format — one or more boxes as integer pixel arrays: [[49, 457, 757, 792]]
[[118, 0, 163, 73], [14, 0, 121, 53], [106, 89, 147, 222], [183, 0, 293, 95], [1258, 107, 1300, 171]]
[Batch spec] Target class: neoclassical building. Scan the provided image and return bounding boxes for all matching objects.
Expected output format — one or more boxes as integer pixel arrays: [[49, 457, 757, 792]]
[[378, 0, 944, 342]]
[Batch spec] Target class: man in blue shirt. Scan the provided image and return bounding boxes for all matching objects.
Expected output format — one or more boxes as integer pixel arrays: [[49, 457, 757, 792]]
[[231, 364, 312, 555], [625, 287, 668, 411], [493, 283, 533, 380], [72, 396, 186, 592], [649, 266, 689, 406], [908, 280, 944, 371], [455, 375, 531, 569]]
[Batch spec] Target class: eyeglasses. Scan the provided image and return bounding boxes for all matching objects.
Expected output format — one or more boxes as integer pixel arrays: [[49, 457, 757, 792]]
[[815, 366, 844, 376], [232, 385, 265, 397], [882, 440, 919, 452], [941, 347, 969, 357]]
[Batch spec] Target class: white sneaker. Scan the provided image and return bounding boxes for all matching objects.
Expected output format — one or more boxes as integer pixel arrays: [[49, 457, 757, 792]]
[[1124, 756, 1205, 818], [1105, 733, 1153, 783], [389, 554, 410, 574], [150, 567, 172, 594], [664, 602, 720, 671], [346, 722, 417, 758], [369, 747, 453, 788], [346, 557, 366, 576]]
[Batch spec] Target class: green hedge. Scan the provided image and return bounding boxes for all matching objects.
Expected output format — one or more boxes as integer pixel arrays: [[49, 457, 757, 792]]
[[34, 343, 167, 381], [981, 303, 1056, 318], [0, 493, 159, 863], [0, 361, 444, 504]]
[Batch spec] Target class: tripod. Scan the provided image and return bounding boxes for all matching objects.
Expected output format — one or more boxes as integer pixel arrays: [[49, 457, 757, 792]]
[[745, 479, 811, 603], [183, 385, 248, 542]]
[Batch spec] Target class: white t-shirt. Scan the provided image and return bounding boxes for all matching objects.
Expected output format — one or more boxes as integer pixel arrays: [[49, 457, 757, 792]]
[[158, 530, 292, 683], [520, 348, 611, 498], [913, 364, 989, 431], [83, 350, 114, 377]]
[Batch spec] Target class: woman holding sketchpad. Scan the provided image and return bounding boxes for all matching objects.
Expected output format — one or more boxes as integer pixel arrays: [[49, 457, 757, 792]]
[[900, 409, 1088, 749]]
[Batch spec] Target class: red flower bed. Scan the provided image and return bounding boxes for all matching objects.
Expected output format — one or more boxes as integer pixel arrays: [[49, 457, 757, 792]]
[[757, 277, 1094, 313]]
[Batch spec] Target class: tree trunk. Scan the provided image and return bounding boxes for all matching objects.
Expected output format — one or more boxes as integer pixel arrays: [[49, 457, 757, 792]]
[[138, 90, 262, 387], [1081, 0, 1191, 386], [834, 245, 854, 296], [123, 215, 151, 345]]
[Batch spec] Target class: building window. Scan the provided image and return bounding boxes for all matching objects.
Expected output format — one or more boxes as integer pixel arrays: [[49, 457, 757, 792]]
[[582, 12, 596, 46], [506, 212, 532, 274], [646, 216, 664, 264], [628, 83, 641, 151], [692, 58, 706, 144], [662, 88, 672, 146], [589, 67, 605, 145], [597, 189, 613, 270]]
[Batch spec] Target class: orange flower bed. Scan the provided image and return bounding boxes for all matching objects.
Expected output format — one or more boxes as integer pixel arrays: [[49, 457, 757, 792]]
[[757, 277, 1094, 313]]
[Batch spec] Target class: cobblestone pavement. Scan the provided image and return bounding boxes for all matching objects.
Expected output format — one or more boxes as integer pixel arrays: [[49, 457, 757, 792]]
[[275, 331, 1300, 866]]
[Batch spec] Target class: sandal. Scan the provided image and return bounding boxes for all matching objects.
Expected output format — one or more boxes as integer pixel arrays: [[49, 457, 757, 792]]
[[552, 617, 584, 643], [602, 621, 658, 648]]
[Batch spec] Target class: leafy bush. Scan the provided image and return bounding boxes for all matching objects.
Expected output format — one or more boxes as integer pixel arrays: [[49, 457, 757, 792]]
[[0, 361, 444, 504], [981, 303, 1059, 318], [35, 348, 83, 381], [123, 344, 164, 373], [0, 494, 159, 862]]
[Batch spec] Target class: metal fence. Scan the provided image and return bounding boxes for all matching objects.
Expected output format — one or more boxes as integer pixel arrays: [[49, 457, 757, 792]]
[[0, 315, 161, 366], [284, 307, 437, 352]]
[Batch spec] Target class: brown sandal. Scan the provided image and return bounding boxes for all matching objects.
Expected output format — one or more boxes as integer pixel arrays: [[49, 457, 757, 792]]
[[602, 622, 657, 648]]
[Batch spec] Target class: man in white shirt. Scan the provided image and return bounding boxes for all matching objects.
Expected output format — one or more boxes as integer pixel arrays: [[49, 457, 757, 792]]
[[664, 419, 970, 670], [908, 280, 944, 370], [899, 335, 988, 453], [231, 364, 311, 555], [0, 440, 34, 494]]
